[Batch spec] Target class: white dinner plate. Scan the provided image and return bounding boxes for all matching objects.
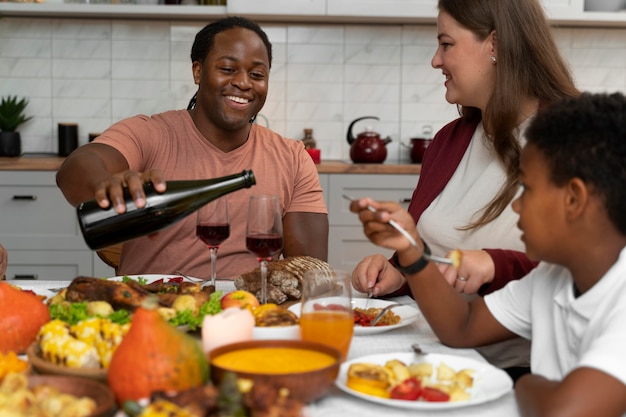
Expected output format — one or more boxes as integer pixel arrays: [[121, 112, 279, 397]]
[[108, 275, 234, 293], [288, 298, 420, 335], [336, 352, 513, 410], [107, 274, 186, 283]]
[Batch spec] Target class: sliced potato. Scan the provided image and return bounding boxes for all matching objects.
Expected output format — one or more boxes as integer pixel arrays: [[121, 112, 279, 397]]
[[436, 362, 456, 381], [453, 369, 475, 389], [86, 301, 114, 317], [172, 294, 198, 315], [408, 361, 433, 378], [385, 359, 410, 384]]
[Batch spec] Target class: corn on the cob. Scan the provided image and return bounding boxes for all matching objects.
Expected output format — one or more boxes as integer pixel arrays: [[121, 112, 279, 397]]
[[39, 334, 100, 369], [37, 319, 71, 343], [38, 318, 129, 369]]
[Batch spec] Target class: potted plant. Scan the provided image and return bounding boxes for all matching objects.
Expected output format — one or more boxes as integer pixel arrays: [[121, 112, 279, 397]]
[[0, 95, 33, 157]]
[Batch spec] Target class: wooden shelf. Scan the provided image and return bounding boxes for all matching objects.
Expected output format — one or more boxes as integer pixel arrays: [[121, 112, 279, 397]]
[[0, 3, 227, 21], [1, 2, 625, 26]]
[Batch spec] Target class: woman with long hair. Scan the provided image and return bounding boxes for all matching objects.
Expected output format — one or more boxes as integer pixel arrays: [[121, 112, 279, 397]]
[[352, 0, 578, 374]]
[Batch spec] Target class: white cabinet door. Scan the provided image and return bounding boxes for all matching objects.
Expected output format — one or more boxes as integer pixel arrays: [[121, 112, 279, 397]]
[[327, 174, 416, 226], [326, 173, 417, 272], [329, 226, 397, 273], [228, 0, 326, 15], [6, 250, 93, 281], [0, 171, 85, 250], [0, 170, 102, 278], [328, 0, 437, 18], [318, 173, 329, 207]]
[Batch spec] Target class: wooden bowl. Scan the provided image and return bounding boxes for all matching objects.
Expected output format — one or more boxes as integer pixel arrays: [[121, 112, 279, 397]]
[[28, 374, 116, 417], [26, 343, 107, 382], [208, 340, 340, 403]]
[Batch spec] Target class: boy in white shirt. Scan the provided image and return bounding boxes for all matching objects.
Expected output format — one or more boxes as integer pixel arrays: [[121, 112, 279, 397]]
[[349, 92, 626, 417]]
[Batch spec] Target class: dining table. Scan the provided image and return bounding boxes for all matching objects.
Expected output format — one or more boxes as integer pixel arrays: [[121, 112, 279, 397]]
[[14, 278, 522, 417]]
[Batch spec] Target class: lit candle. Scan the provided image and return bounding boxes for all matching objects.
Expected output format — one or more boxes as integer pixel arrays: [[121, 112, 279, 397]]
[[201, 307, 255, 353]]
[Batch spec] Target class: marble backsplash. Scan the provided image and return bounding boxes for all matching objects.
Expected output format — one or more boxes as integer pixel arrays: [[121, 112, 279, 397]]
[[0, 17, 625, 162]]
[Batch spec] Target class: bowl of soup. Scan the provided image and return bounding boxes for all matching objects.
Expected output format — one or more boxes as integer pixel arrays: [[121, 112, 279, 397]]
[[208, 340, 341, 403]]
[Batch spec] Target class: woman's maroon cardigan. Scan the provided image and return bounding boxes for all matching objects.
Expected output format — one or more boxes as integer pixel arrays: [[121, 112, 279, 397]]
[[389, 117, 537, 297]]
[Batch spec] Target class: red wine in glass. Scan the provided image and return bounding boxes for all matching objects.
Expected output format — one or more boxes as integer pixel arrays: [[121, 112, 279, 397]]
[[196, 198, 230, 286], [197, 223, 230, 247], [246, 194, 283, 304], [246, 233, 283, 259]]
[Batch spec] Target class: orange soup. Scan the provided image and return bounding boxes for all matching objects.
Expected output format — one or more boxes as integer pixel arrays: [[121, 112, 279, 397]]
[[300, 311, 354, 361], [212, 347, 336, 374]]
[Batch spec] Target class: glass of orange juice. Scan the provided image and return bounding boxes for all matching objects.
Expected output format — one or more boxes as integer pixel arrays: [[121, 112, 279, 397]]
[[300, 269, 354, 361]]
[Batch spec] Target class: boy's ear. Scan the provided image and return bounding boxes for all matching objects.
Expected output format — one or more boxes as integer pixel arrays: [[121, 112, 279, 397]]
[[564, 178, 588, 221]]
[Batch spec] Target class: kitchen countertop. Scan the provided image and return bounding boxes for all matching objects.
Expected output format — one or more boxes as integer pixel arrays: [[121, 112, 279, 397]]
[[0, 155, 421, 175], [0, 155, 67, 171]]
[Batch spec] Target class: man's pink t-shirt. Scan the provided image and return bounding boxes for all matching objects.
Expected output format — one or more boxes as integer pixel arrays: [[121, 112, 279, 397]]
[[95, 110, 327, 279]]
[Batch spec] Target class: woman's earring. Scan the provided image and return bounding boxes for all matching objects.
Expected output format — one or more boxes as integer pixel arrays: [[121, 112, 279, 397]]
[[491, 56, 497, 64]]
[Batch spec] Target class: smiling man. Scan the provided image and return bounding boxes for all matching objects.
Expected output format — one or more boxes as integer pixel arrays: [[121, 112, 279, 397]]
[[56, 17, 328, 281]]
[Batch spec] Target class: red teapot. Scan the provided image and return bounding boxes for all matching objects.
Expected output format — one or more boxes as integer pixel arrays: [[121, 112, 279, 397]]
[[346, 116, 392, 163], [402, 125, 433, 163]]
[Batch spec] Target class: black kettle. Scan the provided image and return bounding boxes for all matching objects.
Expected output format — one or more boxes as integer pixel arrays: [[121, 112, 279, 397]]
[[346, 116, 392, 163]]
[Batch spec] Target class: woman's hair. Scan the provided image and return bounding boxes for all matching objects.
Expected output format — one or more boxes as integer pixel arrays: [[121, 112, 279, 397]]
[[527, 92, 626, 235], [438, 0, 579, 230]]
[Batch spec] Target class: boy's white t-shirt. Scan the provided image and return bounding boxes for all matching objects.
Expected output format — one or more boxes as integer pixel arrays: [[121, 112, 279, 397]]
[[485, 246, 626, 384]]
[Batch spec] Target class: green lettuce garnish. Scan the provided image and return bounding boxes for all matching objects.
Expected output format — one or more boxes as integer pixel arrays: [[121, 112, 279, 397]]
[[169, 290, 223, 331], [49, 301, 130, 325]]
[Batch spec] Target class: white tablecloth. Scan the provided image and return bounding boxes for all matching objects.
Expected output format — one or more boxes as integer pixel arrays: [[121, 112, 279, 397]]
[[13, 279, 521, 417]]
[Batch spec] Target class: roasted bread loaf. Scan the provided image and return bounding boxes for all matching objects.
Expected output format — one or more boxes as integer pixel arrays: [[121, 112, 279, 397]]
[[234, 256, 334, 304]]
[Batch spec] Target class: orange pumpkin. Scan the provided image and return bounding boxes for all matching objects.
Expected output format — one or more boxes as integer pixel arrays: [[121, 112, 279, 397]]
[[107, 299, 209, 405], [0, 282, 51, 354]]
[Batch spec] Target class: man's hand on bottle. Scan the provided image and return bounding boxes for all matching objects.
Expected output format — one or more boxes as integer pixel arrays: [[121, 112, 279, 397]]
[[95, 169, 166, 214]]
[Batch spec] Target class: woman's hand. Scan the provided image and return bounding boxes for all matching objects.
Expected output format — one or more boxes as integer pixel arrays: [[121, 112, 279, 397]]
[[94, 169, 166, 213], [351, 254, 406, 297], [437, 249, 495, 294], [348, 197, 419, 253]]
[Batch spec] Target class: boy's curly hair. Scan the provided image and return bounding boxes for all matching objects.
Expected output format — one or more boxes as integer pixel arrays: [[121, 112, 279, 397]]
[[526, 92, 626, 234]]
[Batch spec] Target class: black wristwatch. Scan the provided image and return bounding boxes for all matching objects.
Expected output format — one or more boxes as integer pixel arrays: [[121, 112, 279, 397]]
[[395, 240, 431, 275]]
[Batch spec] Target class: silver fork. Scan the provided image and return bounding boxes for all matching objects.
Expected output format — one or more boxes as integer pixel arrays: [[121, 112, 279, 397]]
[[174, 270, 213, 288], [342, 194, 455, 266], [369, 303, 402, 326]]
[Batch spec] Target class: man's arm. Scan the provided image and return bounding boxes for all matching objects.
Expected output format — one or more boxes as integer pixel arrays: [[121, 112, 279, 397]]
[[516, 368, 626, 417], [56, 143, 130, 207], [283, 212, 328, 262], [56, 143, 165, 213]]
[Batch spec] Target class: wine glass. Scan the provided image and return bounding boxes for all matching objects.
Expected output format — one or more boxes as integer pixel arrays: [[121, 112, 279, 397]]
[[196, 197, 230, 287], [299, 269, 354, 361], [246, 194, 283, 304]]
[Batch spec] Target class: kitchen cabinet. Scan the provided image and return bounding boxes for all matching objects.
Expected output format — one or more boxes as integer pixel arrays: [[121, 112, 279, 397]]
[[321, 173, 418, 272], [228, 0, 326, 16], [0, 171, 114, 280], [0, 0, 625, 26], [327, 0, 436, 20]]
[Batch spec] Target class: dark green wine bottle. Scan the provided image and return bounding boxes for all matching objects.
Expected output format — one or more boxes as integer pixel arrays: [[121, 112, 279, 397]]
[[77, 170, 255, 250]]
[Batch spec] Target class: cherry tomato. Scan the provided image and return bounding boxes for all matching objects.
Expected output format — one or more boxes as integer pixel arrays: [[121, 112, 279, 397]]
[[421, 386, 450, 402], [353, 310, 371, 326], [390, 377, 422, 401], [167, 277, 184, 283]]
